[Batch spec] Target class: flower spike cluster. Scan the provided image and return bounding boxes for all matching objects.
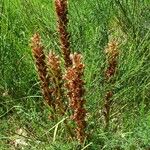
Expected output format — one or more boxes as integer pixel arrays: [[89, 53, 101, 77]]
[[64, 53, 86, 143], [31, 33, 52, 106], [31, 0, 88, 142], [55, 0, 72, 67]]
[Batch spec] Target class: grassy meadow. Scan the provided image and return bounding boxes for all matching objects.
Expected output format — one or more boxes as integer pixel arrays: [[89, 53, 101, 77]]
[[0, 0, 150, 149]]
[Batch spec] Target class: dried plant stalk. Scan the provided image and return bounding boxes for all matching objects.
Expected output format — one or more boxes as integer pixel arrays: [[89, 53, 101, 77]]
[[55, 0, 72, 67], [64, 53, 86, 143], [31, 33, 52, 106], [103, 40, 119, 130]]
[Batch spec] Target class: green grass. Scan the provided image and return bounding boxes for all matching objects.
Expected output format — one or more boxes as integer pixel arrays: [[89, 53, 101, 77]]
[[0, 0, 150, 149]]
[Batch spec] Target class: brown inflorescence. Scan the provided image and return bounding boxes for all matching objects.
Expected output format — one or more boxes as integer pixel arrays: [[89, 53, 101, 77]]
[[55, 0, 72, 68], [31, 33, 52, 106], [103, 40, 119, 130], [105, 40, 119, 81], [47, 51, 66, 115], [64, 53, 86, 143]]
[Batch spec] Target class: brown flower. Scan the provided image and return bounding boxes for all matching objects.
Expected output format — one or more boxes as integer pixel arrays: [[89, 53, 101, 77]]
[[64, 53, 86, 143], [103, 40, 119, 130], [31, 33, 52, 106], [47, 51, 66, 114], [55, 0, 72, 67]]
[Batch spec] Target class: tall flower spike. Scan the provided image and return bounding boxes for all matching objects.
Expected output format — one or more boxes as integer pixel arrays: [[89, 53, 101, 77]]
[[64, 53, 86, 143], [47, 51, 66, 115], [55, 0, 72, 67], [103, 40, 119, 130], [31, 33, 52, 106]]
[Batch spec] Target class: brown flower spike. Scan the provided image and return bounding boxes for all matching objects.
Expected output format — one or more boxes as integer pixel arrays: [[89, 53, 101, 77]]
[[31, 33, 52, 106], [105, 40, 119, 81], [64, 53, 86, 143], [103, 40, 119, 130], [55, 0, 72, 67], [47, 51, 66, 114]]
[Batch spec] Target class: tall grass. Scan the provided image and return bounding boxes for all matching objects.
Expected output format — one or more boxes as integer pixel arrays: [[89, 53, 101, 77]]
[[0, 0, 150, 149]]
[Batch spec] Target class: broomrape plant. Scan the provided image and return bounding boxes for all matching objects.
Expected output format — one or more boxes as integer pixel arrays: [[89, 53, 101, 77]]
[[31, 0, 87, 143], [31, 0, 120, 144]]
